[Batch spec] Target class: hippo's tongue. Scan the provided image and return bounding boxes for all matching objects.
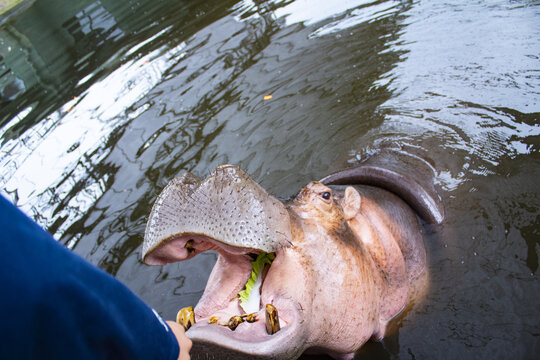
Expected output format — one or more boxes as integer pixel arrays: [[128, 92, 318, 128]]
[[142, 164, 292, 265]]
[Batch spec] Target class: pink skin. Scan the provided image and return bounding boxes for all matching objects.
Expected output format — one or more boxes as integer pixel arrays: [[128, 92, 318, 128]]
[[286, 182, 383, 357], [144, 180, 427, 359]]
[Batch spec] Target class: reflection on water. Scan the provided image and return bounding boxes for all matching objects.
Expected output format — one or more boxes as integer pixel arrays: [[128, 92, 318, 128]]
[[0, 0, 539, 358], [1, 36, 186, 242]]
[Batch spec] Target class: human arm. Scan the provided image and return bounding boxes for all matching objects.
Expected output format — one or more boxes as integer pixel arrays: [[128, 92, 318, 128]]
[[0, 195, 188, 360]]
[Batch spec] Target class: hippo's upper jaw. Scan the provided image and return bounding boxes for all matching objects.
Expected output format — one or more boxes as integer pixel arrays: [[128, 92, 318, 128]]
[[142, 165, 307, 359], [142, 165, 292, 262]]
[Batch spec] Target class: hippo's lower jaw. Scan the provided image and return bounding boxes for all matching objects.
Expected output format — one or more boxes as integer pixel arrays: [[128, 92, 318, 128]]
[[188, 297, 304, 359], [149, 233, 306, 358]]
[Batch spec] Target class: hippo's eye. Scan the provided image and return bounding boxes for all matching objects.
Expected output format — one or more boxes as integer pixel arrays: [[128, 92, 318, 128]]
[[321, 191, 331, 200]]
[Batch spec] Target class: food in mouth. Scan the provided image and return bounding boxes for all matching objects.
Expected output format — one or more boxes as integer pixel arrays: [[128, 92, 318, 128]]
[[238, 252, 275, 314], [176, 252, 281, 335]]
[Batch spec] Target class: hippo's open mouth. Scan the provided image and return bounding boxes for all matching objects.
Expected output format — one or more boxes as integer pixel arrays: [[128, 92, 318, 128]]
[[149, 233, 300, 350], [142, 165, 304, 357]]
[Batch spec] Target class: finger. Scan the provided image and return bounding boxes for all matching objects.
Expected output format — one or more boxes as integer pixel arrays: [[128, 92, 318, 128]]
[[166, 321, 192, 360]]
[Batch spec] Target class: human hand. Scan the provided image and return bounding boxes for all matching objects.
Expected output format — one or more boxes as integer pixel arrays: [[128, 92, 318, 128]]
[[166, 321, 192, 360]]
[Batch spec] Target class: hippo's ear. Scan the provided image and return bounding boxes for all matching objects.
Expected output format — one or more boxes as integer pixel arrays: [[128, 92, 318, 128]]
[[320, 149, 444, 224], [343, 186, 361, 220]]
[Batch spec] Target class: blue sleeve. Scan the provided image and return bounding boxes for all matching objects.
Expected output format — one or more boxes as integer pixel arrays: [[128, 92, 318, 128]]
[[0, 195, 179, 360]]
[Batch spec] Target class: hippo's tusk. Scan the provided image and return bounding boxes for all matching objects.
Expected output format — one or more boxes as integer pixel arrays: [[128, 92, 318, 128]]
[[265, 304, 280, 335], [176, 306, 196, 331]]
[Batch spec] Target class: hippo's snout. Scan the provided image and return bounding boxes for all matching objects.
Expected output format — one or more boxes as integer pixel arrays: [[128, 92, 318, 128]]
[[142, 165, 292, 264]]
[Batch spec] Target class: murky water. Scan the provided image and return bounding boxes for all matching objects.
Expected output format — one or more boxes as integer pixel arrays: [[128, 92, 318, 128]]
[[1, 0, 539, 358]]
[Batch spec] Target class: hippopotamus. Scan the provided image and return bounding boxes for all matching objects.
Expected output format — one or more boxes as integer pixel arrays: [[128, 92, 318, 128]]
[[141, 150, 444, 359]]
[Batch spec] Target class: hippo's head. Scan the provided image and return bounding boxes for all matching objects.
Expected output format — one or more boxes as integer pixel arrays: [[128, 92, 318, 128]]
[[143, 165, 308, 359], [142, 153, 442, 359]]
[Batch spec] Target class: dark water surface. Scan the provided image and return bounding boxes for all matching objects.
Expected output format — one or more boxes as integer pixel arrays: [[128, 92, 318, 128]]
[[1, 0, 539, 358]]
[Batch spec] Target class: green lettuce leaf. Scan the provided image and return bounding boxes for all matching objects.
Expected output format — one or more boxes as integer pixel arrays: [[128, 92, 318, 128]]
[[238, 252, 275, 313]]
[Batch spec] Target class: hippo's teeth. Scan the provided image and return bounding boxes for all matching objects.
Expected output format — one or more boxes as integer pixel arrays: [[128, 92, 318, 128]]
[[176, 306, 196, 331], [228, 315, 244, 330], [242, 313, 258, 323], [265, 304, 280, 335], [185, 239, 195, 255]]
